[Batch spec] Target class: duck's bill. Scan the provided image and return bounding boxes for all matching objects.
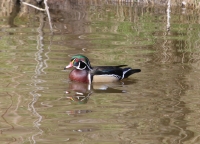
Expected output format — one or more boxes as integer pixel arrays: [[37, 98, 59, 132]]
[[64, 62, 73, 70]]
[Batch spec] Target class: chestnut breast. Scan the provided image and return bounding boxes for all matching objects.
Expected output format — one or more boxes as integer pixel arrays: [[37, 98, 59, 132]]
[[69, 69, 89, 83]]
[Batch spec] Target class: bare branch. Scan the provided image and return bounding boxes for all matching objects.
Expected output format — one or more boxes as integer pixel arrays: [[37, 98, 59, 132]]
[[21, 0, 53, 33], [44, 0, 53, 32], [21, 2, 45, 11]]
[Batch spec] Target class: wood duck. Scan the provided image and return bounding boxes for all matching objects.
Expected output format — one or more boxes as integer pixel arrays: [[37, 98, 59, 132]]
[[64, 54, 141, 84]]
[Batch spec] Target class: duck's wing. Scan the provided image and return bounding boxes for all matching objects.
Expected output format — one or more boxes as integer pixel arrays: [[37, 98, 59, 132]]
[[91, 66, 123, 76]]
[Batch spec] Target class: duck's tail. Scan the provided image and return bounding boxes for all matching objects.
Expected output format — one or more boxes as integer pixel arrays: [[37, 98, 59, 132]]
[[122, 68, 141, 79]]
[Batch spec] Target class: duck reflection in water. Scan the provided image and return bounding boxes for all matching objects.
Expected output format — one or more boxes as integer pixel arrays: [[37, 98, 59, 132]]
[[65, 80, 136, 104], [66, 82, 91, 104]]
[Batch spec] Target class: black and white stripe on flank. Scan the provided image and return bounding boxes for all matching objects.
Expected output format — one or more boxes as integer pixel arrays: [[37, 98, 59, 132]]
[[122, 68, 132, 79], [88, 72, 91, 84]]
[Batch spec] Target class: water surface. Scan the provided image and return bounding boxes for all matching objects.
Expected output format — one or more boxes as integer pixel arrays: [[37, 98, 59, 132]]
[[0, 1, 200, 144]]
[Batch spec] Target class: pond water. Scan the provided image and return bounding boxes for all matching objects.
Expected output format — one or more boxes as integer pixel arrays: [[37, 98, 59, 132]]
[[1, 1, 200, 144]]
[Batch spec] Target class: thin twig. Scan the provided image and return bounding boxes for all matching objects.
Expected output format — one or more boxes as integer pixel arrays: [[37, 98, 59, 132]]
[[21, 2, 45, 11], [21, 0, 53, 33], [166, 0, 171, 32], [44, 0, 53, 32]]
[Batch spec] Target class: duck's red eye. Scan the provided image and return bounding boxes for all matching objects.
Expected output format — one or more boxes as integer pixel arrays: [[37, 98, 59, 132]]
[[75, 59, 79, 62]]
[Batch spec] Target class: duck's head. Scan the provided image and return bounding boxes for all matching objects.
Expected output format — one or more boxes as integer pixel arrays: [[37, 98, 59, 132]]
[[65, 54, 92, 70]]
